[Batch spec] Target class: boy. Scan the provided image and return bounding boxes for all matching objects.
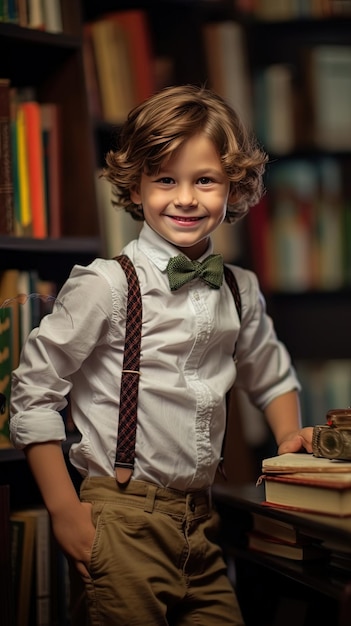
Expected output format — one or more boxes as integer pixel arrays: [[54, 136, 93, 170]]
[[10, 85, 312, 625]]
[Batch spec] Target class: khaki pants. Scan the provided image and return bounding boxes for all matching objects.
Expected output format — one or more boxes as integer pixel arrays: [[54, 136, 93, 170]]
[[77, 477, 244, 626]]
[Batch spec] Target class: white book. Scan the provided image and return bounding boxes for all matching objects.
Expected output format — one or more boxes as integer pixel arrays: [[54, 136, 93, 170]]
[[41, 0, 63, 33], [203, 21, 252, 129], [264, 64, 295, 154], [310, 45, 351, 150]]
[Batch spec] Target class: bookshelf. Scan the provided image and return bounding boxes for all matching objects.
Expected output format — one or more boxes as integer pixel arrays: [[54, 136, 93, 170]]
[[240, 15, 351, 423], [1, 1, 351, 622], [0, 3, 100, 625], [82, 1, 351, 423]]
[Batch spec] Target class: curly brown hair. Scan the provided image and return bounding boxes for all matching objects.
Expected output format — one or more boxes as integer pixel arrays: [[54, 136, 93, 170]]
[[102, 84, 268, 223]]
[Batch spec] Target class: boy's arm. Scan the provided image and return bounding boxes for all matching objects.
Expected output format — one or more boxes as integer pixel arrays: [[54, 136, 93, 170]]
[[25, 442, 95, 576], [264, 390, 313, 454]]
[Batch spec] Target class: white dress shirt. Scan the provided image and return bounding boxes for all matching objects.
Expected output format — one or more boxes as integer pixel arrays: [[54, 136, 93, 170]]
[[10, 223, 300, 490]]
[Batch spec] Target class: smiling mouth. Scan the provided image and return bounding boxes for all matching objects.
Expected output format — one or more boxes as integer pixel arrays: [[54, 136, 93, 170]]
[[168, 216, 204, 222]]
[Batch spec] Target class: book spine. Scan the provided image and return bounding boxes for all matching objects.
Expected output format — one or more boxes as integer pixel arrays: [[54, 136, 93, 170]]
[[22, 101, 47, 238], [41, 0, 63, 33], [0, 78, 14, 234], [40, 103, 62, 238], [16, 103, 32, 235]]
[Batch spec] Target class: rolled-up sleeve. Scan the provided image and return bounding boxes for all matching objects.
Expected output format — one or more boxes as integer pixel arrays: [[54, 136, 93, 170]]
[[234, 267, 300, 410], [10, 262, 115, 448]]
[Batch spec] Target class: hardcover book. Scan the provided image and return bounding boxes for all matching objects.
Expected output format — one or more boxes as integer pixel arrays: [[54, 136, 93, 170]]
[[262, 452, 351, 474], [261, 453, 351, 517], [251, 511, 302, 544], [247, 530, 325, 561], [262, 472, 351, 517], [22, 100, 47, 238]]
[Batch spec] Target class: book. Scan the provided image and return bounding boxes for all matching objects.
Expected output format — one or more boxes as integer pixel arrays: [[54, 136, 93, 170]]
[[246, 193, 272, 290], [262, 472, 351, 517], [10, 510, 36, 626], [251, 511, 301, 544], [10, 89, 22, 235], [103, 10, 155, 104], [17, 0, 28, 27], [27, 0, 45, 30], [247, 530, 325, 561], [82, 23, 103, 119], [0, 268, 20, 371], [95, 170, 142, 257], [254, 64, 295, 155], [16, 102, 32, 235], [21, 100, 47, 238], [202, 21, 252, 130], [261, 452, 351, 475], [25, 508, 51, 626], [10, 518, 24, 617], [0, 78, 14, 234], [90, 17, 135, 123], [307, 45, 351, 150], [41, 0, 63, 33], [40, 103, 62, 237]]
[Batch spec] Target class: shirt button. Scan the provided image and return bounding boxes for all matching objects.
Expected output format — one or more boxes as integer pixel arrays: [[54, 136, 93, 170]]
[[190, 500, 196, 512]]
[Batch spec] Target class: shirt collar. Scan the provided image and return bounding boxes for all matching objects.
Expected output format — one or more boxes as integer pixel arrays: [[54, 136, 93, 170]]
[[137, 222, 214, 272]]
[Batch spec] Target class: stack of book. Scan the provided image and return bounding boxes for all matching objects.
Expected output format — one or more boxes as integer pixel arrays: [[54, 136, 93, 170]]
[[257, 452, 351, 569], [247, 511, 325, 561], [260, 452, 351, 518], [0, 80, 63, 238]]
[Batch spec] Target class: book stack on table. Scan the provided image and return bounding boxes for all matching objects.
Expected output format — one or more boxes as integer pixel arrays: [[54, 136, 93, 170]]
[[260, 452, 351, 517], [247, 511, 326, 561], [253, 452, 351, 564]]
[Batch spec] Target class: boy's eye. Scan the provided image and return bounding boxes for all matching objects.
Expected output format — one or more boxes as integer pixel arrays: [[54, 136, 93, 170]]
[[158, 177, 174, 184], [198, 177, 212, 185]]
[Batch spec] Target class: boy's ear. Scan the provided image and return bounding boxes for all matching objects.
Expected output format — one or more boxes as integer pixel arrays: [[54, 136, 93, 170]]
[[228, 186, 237, 204], [130, 186, 141, 205]]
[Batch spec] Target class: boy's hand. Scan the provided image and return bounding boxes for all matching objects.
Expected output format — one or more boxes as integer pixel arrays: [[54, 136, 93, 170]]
[[277, 426, 313, 455], [51, 501, 96, 579]]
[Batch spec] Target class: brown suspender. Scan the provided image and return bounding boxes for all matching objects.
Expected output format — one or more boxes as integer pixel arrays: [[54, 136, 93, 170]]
[[114, 255, 143, 485], [114, 254, 242, 485]]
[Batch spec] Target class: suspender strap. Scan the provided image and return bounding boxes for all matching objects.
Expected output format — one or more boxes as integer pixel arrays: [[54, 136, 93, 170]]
[[220, 265, 242, 479], [114, 255, 143, 485], [223, 265, 242, 324], [113, 256, 241, 485]]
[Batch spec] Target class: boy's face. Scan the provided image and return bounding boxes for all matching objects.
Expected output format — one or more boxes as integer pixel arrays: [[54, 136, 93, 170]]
[[130, 134, 231, 259]]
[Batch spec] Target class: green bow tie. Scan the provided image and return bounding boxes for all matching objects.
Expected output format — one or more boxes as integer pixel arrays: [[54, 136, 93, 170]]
[[166, 253, 224, 291]]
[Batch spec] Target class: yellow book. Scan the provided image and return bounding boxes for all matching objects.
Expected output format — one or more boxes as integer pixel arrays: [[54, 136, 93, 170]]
[[16, 104, 32, 234], [90, 18, 135, 123]]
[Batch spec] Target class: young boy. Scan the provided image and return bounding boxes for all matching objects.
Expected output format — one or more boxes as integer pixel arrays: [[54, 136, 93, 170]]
[[10, 85, 312, 626]]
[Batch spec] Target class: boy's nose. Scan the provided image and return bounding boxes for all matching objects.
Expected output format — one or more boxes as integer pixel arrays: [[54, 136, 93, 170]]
[[174, 185, 198, 207]]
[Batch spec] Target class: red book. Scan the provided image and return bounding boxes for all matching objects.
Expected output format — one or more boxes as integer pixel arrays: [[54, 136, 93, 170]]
[[21, 101, 47, 238], [104, 9, 155, 104], [247, 193, 273, 290]]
